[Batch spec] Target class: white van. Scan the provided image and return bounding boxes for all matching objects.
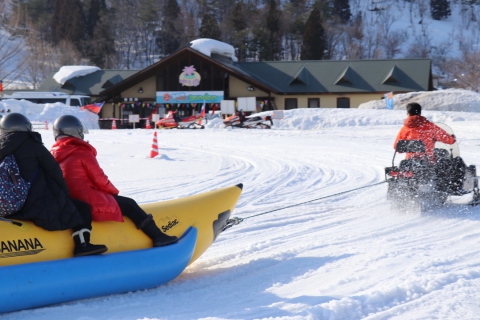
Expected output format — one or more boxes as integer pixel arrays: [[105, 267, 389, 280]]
[[2, 92, 92, 107]]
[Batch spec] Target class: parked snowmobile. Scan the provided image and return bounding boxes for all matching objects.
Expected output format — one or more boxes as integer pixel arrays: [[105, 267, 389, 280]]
[[223, 110, 273, 129], [385, 123, 480, 212], [156, 110, 204, 129]]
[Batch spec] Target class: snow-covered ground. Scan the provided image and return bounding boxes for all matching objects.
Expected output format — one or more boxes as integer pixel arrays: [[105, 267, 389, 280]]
[[2, 91, 480, 319]]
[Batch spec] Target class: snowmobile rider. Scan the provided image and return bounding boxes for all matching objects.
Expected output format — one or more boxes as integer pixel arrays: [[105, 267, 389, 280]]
[[394, 102, 456, 163], [0, 113, 108, 257], [50, 115, 178, 247], [394, 102, 467, 195]]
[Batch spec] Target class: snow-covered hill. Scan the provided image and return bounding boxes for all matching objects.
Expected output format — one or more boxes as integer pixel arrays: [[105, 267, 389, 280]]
[[2, 0, 480, 89]]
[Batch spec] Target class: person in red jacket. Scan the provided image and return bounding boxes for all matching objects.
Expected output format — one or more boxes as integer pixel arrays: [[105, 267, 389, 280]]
[[394, 102, 456, 164], [50, 115, 178, 247], [394, 102, 466, 195]]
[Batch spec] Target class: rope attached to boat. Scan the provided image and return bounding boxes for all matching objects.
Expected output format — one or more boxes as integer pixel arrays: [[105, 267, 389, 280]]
[[223, 181, 387, 230]]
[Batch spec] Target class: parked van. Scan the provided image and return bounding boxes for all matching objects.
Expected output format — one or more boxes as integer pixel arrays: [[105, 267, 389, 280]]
[[2, 92, 92, 107]]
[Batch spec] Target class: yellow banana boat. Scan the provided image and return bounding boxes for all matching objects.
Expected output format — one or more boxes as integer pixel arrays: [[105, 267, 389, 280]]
[[0, 183, 243, 267]]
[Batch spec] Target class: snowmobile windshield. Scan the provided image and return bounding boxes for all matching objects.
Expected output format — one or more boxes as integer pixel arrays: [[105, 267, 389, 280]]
[[434, 122, 460, 158]]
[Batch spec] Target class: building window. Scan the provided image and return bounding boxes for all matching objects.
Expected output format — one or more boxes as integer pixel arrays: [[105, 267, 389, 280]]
[[285, 98, 298, 110], [337, 97, 350, 108], [308, 98, 320, 108]]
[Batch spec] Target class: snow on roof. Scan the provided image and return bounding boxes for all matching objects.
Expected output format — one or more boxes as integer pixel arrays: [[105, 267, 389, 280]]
[[53, 66, 101, 85], [190, 38, 238, 62]]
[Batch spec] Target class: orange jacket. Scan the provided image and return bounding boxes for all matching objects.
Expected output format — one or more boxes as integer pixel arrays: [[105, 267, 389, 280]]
[[393, 115, 455, 163]]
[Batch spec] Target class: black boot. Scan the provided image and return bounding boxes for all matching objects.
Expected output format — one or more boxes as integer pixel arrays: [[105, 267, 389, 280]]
[[139, 214, 178, 247], [72, 229, 108, 257]]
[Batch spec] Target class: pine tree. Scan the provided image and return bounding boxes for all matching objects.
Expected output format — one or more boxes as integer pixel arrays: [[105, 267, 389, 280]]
[[86, 0, 115, 68], [231, 1, 249, 61], [21, 0, 55, 38], [199, 13, 221, 40], [86, 0, 106, 38], [431, 0, 451, 20], [160, 0, 181, 56], [300, 7, 325, 60], [313, 0, 333, 20], [261, 0, 282, 60], [51, 0, 86, 52], [333, 0, 351, 23]]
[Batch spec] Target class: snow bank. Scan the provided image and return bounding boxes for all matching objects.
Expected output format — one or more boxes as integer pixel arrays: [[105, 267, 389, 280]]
[[190, 38, 238, 62], [3, 88, 480, 132], [53, 66, 100, 85], [0, 99, 99, 129], [205, 108, 480, 131], [359, 89, 480, 112]]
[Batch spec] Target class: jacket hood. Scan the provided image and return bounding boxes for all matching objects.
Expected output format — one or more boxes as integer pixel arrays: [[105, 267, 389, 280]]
[[51, 137, 96, 162], [404, 115, 428, 128], [0, 131, 42, 159]]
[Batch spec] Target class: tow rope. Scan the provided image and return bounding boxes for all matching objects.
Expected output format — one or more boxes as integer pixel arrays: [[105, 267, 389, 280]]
[[223, 181, 387, 231]]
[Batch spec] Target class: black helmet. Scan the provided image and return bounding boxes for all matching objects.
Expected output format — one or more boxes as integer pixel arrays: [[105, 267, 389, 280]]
[[53, 115, 86, 141], [0, 113, 32, 133]]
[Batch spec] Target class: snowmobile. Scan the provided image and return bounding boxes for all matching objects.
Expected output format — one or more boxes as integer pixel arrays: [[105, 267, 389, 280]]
[[385, 123, 480, 212], [156, 110, 205, 129], [223, 110, 273, 129]]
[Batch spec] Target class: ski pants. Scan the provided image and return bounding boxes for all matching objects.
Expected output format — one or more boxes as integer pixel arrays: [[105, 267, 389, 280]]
[[112, 195, 149, 228], [70, 198, 93, 232]]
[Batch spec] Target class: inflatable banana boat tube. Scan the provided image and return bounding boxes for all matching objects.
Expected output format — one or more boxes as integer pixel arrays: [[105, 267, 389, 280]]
[[0, 184, 243, 314], [0, 227, 197, 314]]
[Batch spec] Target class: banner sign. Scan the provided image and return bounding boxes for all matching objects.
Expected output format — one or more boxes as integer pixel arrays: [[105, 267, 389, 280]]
[[156, 91, 224, 104]]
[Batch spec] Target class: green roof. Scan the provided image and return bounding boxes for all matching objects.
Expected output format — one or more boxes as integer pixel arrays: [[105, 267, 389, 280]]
[[226, 59, 431, 93], [38, 70, 139, 96]]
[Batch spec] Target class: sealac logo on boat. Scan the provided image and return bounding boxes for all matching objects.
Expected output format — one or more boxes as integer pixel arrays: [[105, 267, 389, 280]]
[[0, 238, 45, 258], [159, 216, 181, 233]]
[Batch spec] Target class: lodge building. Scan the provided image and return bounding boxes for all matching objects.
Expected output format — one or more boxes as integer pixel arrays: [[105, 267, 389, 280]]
[[38, 44, 433, 129]]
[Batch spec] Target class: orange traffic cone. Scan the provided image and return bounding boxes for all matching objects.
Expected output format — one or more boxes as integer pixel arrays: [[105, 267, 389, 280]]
[[146, 119, 151, 129], [150, 131, 159, 158], [44, 120, 49, 130], [111, 118, 117, 130]]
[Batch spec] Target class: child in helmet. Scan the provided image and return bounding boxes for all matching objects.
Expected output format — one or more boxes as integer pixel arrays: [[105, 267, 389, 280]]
[[0, 113, 107, 257], [50, 115, 178, 247]]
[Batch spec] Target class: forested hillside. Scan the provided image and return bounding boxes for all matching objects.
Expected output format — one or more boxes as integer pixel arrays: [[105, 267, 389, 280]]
[[1, 0, 480, 91]]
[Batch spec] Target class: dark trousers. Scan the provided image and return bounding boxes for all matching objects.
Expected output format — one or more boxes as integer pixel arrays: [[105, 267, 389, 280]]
[[113, 195, 148, 228], [70, 198, 92, 232]]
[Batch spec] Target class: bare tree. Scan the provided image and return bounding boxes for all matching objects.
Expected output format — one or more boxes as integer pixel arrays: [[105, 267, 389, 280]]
[[336, 15, 365, 60], [382, 29, 408, 58], [430, 35, 454, 77], [407, 28, 433, 58], [361, 11, 383, 59], [444, 50, 480, 92], [110, 0, 142, 68], [0, 1, 28, 87]]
